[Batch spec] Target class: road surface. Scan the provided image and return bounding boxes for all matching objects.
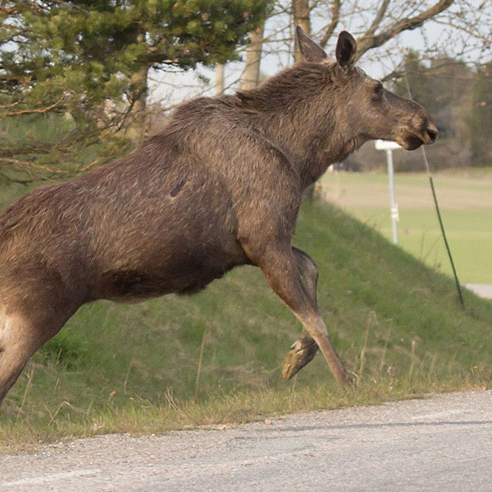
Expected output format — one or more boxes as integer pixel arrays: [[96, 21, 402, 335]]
[[466, 284, 492, 300], [1, 390, 492, 491]]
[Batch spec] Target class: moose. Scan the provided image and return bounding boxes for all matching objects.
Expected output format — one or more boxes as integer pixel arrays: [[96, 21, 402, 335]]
[[0, 28, 438, 406]]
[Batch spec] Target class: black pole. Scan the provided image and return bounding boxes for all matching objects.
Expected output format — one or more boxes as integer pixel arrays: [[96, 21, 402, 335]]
[[402, 69, 465, 310], [428, 176, 465, 309]]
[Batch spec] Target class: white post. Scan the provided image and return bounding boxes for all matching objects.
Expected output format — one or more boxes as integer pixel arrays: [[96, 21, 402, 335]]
[[375, 140, 402, 245], [386, 149, 399, 245]]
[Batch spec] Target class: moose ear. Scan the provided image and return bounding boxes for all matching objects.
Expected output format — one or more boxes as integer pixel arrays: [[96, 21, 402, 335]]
[[335, 31, 357, 69], [296, 26, 327, 63]]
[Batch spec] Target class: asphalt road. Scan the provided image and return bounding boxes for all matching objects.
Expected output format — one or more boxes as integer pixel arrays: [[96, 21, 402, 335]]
[[466, 284, 492, 299], [1, 390, 492, 492]]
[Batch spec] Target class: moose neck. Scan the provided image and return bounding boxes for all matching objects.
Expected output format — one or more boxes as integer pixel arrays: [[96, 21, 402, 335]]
[[237, 63, 360, 188]]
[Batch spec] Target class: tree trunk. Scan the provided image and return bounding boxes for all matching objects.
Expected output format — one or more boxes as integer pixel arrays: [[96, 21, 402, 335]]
[[127, 65, 149, 145], [240, 24, 264, 91], [293, 0, 311, 62], [127, 32, 149, 145], [215, 63, 225, 95]]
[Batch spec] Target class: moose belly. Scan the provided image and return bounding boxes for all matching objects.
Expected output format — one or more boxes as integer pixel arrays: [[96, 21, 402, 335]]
[[97, 245, 246, 302]]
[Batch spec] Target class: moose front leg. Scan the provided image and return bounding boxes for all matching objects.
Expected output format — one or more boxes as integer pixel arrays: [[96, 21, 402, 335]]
[[255, 245, 352, 386]]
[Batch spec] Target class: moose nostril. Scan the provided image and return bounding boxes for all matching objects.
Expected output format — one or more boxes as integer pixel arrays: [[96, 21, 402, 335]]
[[426, 125, 439, 142]]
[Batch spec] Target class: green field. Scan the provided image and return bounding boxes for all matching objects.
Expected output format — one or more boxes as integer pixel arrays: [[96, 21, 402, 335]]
[[1, 182, 492, 450], [320, 170, 492, 284]]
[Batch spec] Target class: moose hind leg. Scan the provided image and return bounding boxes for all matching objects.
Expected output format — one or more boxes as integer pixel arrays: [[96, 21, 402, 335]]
[[0, 312, 45, 406]]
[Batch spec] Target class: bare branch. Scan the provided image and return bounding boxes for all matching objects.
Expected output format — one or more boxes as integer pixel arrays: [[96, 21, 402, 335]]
[[356, 0, 454, 60], [319, 0, 341, 48], [364, 0, 391, 39], [381, 69, 402, 83]]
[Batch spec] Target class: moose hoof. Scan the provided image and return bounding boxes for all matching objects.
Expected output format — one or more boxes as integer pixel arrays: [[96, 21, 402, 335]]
[[339, 369, 356, 387], [282, 338, 319, 380]]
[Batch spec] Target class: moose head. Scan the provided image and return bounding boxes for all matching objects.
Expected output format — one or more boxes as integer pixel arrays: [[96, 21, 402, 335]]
[[296, 27, 439, 152]]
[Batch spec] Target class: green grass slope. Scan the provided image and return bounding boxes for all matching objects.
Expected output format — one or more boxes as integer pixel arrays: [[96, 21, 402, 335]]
[[1, 200, 492, 449]]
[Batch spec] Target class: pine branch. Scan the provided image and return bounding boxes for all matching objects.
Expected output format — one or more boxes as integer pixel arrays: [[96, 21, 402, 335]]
[[0, 157, 58, 174], [4, 93, 66, 117]]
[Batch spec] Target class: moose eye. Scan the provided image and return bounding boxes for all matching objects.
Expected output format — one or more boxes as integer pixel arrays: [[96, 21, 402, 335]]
[[374, 83, 384, 96]]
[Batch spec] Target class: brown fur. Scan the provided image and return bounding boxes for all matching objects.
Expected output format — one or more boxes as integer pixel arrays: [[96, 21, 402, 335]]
[[0, 29, 438, 405]]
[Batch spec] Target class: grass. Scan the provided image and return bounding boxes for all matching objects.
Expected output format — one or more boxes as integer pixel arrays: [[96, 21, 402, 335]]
[[1, 183, 492, 452], [320, 169, 492, 284]]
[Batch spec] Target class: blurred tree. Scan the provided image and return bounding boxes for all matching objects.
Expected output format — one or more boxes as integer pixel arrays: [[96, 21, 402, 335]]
[[0, 0, 271, 180], [393, 51, 471, 131], [466, 62, 492, 166], [389, 50, 492, 169]]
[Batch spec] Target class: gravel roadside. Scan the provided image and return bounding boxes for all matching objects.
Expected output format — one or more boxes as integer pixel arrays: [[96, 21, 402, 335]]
[[1, 390, 492, 491]]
